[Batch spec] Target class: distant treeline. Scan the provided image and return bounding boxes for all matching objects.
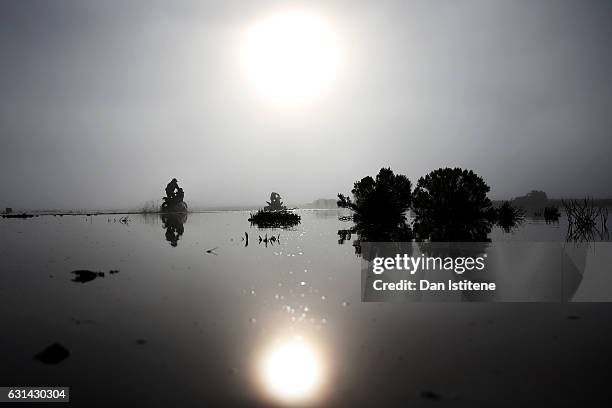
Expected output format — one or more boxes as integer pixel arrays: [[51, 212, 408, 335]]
[[492, 199, 612, 207], [492, 190, 612, 213], [299, 198, 338, 209]]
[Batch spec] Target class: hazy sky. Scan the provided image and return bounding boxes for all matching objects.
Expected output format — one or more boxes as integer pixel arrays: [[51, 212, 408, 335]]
[[1, 0, 611, 210]]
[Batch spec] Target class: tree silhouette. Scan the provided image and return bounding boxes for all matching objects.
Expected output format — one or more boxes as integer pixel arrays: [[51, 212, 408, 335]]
[[264, 192, 286, 211], [337, 168, 412, 255], [338, 167, 412, 230], [161, 178, 188, 213], [412, 168, 493, 241]]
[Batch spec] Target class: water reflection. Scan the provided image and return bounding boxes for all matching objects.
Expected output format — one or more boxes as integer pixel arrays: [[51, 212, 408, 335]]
[[2, 211, 612, 406], [258, 233, 281, 247], [161, 213, 187, 247], [338, 223, 412, 259], [258, 335, 325, 404], [418, 242, 494, 302]]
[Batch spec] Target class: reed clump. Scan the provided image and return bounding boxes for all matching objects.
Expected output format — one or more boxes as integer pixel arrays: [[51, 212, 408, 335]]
[[543, 206, 560, 223], [494, 201, 525, 232], [562, 198, 608, 241]]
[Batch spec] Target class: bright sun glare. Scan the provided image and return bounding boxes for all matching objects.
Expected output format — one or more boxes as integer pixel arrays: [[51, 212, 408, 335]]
[[240, 11, 341, 106], [260, 337, 324, 403]]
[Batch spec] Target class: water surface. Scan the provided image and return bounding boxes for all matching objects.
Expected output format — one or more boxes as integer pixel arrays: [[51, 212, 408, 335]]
[[0, 210, 610, 407]]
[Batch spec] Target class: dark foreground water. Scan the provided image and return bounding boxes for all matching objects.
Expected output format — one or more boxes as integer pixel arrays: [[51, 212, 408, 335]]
[[1, 210, 611, 407]]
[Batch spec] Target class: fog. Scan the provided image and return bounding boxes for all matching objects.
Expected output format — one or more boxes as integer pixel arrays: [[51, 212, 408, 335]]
[[1, 0, 611, 210]]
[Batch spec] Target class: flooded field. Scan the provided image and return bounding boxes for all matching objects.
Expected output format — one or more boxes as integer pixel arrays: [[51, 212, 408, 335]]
[[1, 210, 611, 407]]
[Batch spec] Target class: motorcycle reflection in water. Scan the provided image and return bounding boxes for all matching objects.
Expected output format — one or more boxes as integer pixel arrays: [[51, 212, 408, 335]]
[[161, 213, 187, 247]]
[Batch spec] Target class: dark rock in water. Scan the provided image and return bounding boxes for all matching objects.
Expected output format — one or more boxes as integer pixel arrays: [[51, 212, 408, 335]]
[[109, 269, 119, 274], [34, 343, 70, 364], [71, 270, 104, 283], [71, 318, 96, 325], [420, 390, 440, 400]]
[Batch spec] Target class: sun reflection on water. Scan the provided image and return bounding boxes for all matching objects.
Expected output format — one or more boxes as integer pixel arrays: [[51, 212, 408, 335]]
[[257, 335, 326, 405]]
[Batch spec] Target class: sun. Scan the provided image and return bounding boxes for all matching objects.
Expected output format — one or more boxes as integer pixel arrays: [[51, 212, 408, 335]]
[[240, 11, 341, 106]]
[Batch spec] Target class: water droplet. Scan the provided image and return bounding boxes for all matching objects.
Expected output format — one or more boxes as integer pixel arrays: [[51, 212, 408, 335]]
[[249, 317, 256, 323], [321, 295, 326, 301], [321, 318, 327, 324], [274, 294, 279, 300], [342, 301, 350, 307], [304, 306, 309, 312], [250, 289, 255, 295], [300, 281, 306, 286]]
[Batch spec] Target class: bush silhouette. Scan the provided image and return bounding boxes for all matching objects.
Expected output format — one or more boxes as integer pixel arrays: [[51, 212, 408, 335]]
[[248, 192, 299, 228], [412, 168, 493, 241], [248, 209, 300, 228], [543, 206, 560, 223], [494, 201, 525, 233]]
